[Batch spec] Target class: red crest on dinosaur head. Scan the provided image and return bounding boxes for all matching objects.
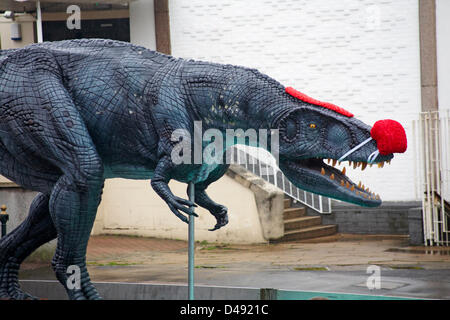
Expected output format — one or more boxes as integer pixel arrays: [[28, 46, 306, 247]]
[[285, 87, 354, 118]]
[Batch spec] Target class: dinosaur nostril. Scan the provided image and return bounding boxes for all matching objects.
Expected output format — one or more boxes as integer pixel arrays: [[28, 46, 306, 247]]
[[370, 119, 407, 155]]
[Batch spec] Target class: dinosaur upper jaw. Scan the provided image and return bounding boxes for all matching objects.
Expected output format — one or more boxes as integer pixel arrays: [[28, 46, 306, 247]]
[[279, 156, 392, 207]]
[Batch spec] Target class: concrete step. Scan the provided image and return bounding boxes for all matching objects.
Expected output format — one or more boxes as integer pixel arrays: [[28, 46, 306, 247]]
[[279, 225, 337, 242], [284, 198, 291, 209], [284, 216, 322, 231], [283, 207, 305, 220]]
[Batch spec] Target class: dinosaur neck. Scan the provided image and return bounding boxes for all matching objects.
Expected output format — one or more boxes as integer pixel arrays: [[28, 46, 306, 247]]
[[195, 87, 283, 155], [184, 63, 286, 156], [193, 71, 284, 133]]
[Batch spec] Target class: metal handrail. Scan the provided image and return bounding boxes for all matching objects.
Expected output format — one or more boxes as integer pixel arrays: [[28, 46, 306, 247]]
[[232, 146, 332, 214], [413, 110, 450, 246]]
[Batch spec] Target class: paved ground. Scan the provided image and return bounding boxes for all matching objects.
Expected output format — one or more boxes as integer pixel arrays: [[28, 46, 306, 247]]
[[20, 234, 450, 299]]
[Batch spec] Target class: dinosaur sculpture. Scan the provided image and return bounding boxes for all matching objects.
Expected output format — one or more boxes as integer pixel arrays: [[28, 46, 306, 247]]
[[0, 39, 406, 300]]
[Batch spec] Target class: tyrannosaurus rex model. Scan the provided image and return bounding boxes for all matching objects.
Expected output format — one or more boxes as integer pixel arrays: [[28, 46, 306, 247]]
[[0, 39, 406, 300]]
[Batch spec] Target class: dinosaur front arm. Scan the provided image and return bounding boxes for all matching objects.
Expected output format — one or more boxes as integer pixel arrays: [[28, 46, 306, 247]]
[[150, 155, 198, 223]]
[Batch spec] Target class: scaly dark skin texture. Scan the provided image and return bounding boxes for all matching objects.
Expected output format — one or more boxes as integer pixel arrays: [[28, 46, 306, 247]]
[[0, 39, 396, 300]]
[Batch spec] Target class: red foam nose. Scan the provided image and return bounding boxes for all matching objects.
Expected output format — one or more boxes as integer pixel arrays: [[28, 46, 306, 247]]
[[370, 119, 407, 155]]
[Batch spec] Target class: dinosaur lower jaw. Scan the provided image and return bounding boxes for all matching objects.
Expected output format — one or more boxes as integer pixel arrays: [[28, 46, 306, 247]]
[[279, 158, 382, 207]]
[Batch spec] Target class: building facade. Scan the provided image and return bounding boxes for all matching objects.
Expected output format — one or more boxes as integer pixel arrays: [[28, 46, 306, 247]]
[[0, 0, 447, 243]]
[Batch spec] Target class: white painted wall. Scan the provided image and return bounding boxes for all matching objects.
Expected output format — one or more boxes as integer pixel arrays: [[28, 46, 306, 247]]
[[169, 0, 422, 202], [129, 0, 156, 50], [0, 14, 36, 49], [93, 176, 266, 243], [436, 0, 450, 111]]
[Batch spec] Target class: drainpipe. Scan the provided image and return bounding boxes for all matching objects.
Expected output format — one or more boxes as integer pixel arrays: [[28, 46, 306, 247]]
[[419, 0, 438, 112], [36, 0, 43, 43], [154, 0, 171, 54]]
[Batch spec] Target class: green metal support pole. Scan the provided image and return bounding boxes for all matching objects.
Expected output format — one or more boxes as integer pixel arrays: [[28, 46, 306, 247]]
[[0, 205, 9, 238], [187, 182, 195, 300]]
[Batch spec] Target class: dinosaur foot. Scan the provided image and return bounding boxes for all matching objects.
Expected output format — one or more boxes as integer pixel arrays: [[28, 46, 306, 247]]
[[66, 282, 103, 300], [209, 206, 229, 231], [0, 286, 38, 300], [54, 262, 103, 300], [0, 260, 38, 300]]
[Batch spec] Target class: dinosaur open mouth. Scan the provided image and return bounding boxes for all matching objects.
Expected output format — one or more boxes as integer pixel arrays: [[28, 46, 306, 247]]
[[280, 157, 391, 207]]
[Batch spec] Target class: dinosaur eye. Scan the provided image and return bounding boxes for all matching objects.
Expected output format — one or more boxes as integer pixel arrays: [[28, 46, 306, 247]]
[[309, 123, 316, 129]]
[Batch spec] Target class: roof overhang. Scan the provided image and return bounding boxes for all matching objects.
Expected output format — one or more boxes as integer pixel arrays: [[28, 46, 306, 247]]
[[1, 0, 133, 12]]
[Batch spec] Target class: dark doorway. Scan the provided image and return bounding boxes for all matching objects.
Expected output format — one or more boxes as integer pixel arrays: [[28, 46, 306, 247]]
[[43, 18, 130, 42]]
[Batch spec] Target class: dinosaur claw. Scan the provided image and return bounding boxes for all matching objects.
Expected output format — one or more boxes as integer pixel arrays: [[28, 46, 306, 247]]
[[209, 206, 229, 231], [167, 196, 199, 223], [208, 219, 227, 231], [174, 196, 197, 208], [208, 223, 223, 231], [183, 207, 198, 217]]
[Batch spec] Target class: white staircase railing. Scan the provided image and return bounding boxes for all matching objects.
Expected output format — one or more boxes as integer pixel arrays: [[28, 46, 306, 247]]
[[413, 110, 450, 246], [231, 146, 332, 214]]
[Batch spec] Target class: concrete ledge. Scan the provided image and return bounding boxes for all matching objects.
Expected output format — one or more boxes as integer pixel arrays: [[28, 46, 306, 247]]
[[226, 165, 284, 241], [19, 280, 421, 300], [303, 201, 422, 235], [19, 280, 264, 300], [408, 207, 424, 245]]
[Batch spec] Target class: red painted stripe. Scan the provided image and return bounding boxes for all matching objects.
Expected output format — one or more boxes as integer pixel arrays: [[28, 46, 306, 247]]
[[285, 87, 354, 118]]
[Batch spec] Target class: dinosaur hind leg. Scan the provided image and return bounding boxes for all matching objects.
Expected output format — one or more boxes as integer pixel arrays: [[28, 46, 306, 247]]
[[0, 193, 57, 300], [50, 170, 104, 300], [7, 64, 105, 300]]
